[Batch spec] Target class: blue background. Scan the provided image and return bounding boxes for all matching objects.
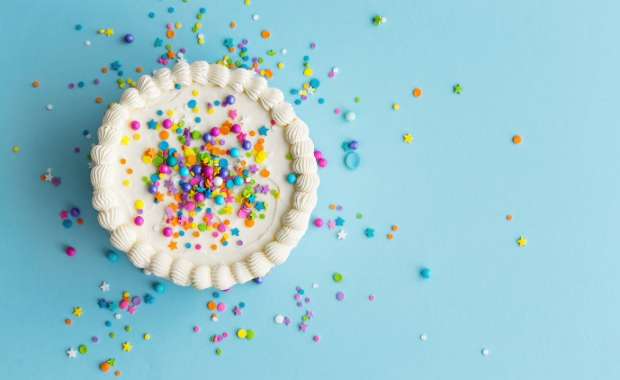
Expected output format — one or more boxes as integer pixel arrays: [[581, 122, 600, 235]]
[[2, 0, 619, 379]]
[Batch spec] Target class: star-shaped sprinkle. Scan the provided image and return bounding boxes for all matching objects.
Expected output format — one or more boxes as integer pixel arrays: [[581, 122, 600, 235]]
[[121, 136, 130, 146], [107, 359, 116, 366], [144, 294, 155, 304], [454, 84, 463, 94], [327, 220, 336, 230], [233, 306, 242, 316], [87, 161, 96, 169], [239, 115, 251, 126], [110, 60, 121, 70], [67, 348, 77, 358], [168, 241, 178, 251], [122, 342, 132, 352], [166, 50, 176, 59], [73, 307, 83, 317], [337, 230, 347, 240], [147, 119, 157, 129], [231, 228, 240, 236], [60, 210, 68, 219], [154, 193, 164, 202], [299, 322, 308, 332], [248, 165, 258, 174], [342, 142, 352, 152], [98, 299, 108, 308], [306, 310, 314, 319], [258, 125, 269, 136], [237, 132, 247, 143], [224, 38, 234, 49], [373, 15, 384, 25], [128, 306, 137, 315], [284, 317, 291, 326], [52, 177, 62, 186], [255, 202, 265, 212], [335, 217, 345, 227], [154, 37, 163, 47], [44, 173, 53, 181], [223, 204, 233, 215], [100, 282, 109, 292], [261, 185, 270, 194], [108, 302, 118, 311], [404, 134, 414, 143], [517, 237, 527, 247], [229, 109, 238, 119], [365, 228, 375, 238], [105, 29, 114, 37]]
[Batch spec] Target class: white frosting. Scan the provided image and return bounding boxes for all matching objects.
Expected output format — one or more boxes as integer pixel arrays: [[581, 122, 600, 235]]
[[259, 88, 284, 110], [207, 63, 229, 87], [228, 68, 253, 92], [190, 61, 209, 84], [244, 76, 268, 101], [92, 60, 319, 290], [272, 102, 295, 126]]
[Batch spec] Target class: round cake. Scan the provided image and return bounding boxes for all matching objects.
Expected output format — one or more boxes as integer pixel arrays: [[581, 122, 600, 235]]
[[91, 59, 319, 290]]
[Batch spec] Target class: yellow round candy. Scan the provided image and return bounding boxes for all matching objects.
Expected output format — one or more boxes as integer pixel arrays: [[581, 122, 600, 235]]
[[223, 234, 230, 239], [278, 63, 284, 69], [167, 110, 174, 116], [158, 173, 165, 179], [144, 334, 150, 340], [189, 211, 196, 217], [135, 200, 144, 209], [192, 90, 199, 96], [123, 180, 131, 186], [131, 82, 137, 87], [304, 68, 313, 76], [13, 147, 19, 152], [142, 156, 152, 164], [237, 329, 247, 339], [301, 90, 307, 96], [127, 79, 133, 84], [257, 152, 268, 160], [393, 104, 400, 110], [175, 23, 181, 28], [275, 193, 281, 199], [185, 149, 195, 156], [119, 83, 125, 89], [193, 107, 200, 113], [245, 0, 250, 4], [134, 134, 141, 140], [123, 292, 129, 297], [196, 23, 202, 28], [259, 70, 265, 76], [208, 109, 214, 114], [303, 83, 309, 89]]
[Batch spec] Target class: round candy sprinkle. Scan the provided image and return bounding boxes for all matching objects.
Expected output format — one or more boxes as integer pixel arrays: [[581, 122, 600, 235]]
[[66, 247, 76, 257], [413, 88, 422, 97], [144, 334, 150, 339], [312, 283, 318, 288], [483, 349, 490, 355], [131, 120, 140, 130], [513, 135, 522, 144], [237, 329, 247, 338], [421, 268, 432, 279], [345, 152, 361, 170], [333, 273, 343, 282], [79, 345, 88, 354], [216, 349, 222, 355], [154, 283, 166, 293], [124, 34, 134, 43], [247, 330, 255, 340], [287, 173, 297, 184], [75, 24, 83, 31], [254, 277, 263, 284], [107, 251, 119, 262], [420, 334, 427, 341], [313, 336, 320, 342], [93, 337, 99, 343], [70, 207, 80, 217], [314, 218, 324, 228], [349, 141, 359, 150], [47, 105, 52, 110], [101, 363, 111, 372], [507, 215, 513, 221], [194, 326, 200, 333], [393, 104, 400, 110], [369, 295, 375, 301], [336, 292, 345, 301], [345, 111, 356, 121], [134, 216, 144, 226], [63, 219, 73, 229], [318, 158, 328, 168], [275, 315, 284, 324]]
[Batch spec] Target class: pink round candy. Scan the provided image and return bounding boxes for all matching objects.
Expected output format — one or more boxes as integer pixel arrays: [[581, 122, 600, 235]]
[[130, 120, 140, 130], [185, 202, 196, 212], [66, 247, 76, 257], [223, 332, 229, 338], [295, 295, 301, 300], [231, 124, 241, 133], [194, 326, 200, 333], [334, 108, 341, 114], [218, 224, 226, 233], [369, 295, 375, 301], [134, 216, 144, 226], [211, 127, 221, 137], [163, 59, 169, 65], [314, 336, 320, 342], [167, 23, 173, 29], [194, 193, 205, 203], [195, 244, 201, 250], [163, 227, 173, 237], [318, 159, 328, 168], [314, 218, 324, 228], [120, 300, 129, 310], [329, 72, 335, 78], [314, 151, 323, 160], [204, 167, 214, 176], [162, 119, 172, 129], [217, 303, 226, 312], [159, 164, 170, 174]]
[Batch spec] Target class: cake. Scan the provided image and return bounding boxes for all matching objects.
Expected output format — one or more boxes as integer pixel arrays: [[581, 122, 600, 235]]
[[91, 60, 319, 290]]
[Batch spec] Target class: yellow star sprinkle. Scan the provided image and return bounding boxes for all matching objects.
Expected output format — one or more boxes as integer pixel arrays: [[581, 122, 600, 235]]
[[121, 136, 130, 146], [517, 237, 527, 247], [105, 29, 114, 37], [404, 134, 414, 143], [224, 205, 233, 215], [122, 342, 132, 352], [73, 307, 83, 317]]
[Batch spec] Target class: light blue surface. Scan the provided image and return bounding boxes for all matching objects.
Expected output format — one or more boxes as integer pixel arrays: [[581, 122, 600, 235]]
[[2, 0, 620, 379]]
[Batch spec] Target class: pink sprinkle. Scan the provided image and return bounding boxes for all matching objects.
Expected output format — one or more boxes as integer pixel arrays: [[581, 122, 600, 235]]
[[167, 23, 173, 29], [310, 43, 317, 49], [223, 332, 229, 338], [196, 244, 201, 250], [313, 336, 320, 342], [93, 337, 99, 343], [335, 109, 341, 115], [369, 295, 375, 301], [163, 59, 169, 65], [329, 72, 335, 78], [295, 295, 301, 300], [158, 58, 164, 63], [217, 303, 226, 312], [194, 326, 200, 333], [120, 300, 129, 310]]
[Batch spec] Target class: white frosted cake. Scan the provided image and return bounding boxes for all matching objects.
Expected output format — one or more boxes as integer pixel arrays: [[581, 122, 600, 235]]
[[91, 60, 319, 290]]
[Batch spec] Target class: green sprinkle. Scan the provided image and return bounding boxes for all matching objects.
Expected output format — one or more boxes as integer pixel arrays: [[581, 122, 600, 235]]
[[334, 273, 343, 282]]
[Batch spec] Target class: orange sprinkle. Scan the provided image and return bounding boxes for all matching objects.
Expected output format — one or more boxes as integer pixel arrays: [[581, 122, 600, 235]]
[[330, 204, 336, 210], [120, 158, 126, 164], [77, 219, 84, 225], [166, 30, 175, 38], [65, 319, 72, 325], [245, 219, 255, 228], [211, 244, 218, 251], [392, 225, 399, 231], [101, 363, 111, 372], [207, 301, 217, 310], [220, 125, 230, 135], [187, 155, 197, 165], [261, 30, 271, 39], [212, 148, 221, 156], [213, 223, 219, 229], [258, 138, 265, 144], [159, 131, 169, 140], [127, 169, 133, 174], [240, 160, 247, 166], [230, 22, 236, 28], [193, 232, 200, 238], [387, 234, 394, 240], [265, 69, 273, 79], [253, 63, 259, 69], [40, 175, 46, 181], [96, 97, 103, 103], [224, 219, 230, 225], [229, 64, 236, 69], [507, 215, 513, 221], [513, 135, 522, 144], [229, 47, 236, 53], [255, 144, 264, 152], [249, 131, 256, 137], [260, 169, 270, 178], [33, 81, 39, 87], [413, 88, 422, 98], [136, 67, 143, 73], [115, 371, 121, 377], [102, 67, 108, 73], [173, 232, 180, 238]]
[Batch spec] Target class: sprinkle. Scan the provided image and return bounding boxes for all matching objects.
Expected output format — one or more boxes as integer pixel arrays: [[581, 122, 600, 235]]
[[513, 135, 522, 144], [420, 334, 427, 341], [517, 237, 527, 246], [393, 104, 400, 110], [482, 349, 490, 356], [261, 30, 271, 39], [413, 88, 422, 97], [454, 84, 463, 94], [336, 292, 345, 301], [404, 134, 414, 143]]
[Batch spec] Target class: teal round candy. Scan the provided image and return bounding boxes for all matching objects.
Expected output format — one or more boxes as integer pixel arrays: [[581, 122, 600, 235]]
[[421, 268, 432, 279], [344, 152, 361, 170]]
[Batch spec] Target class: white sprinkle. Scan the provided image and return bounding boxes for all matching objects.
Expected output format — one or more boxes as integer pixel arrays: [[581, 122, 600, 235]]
[[211, 316, 218, 322], [86, 134, 92, 140], [46, 104, 53, 110], [253, 14, 259, 20], [420, 334, 427, 341], [115, 313, 121, 320], [281, 49, 287, 55], [46, 168, 52, 173], [198, 34, 204, 39], [482, 349, 489, 356], [332, 67, 339, 73], [274, 315, 284, 324], [143, 269, 152, 276], [312, 283, 318, 288], [84, 40, 91, 46]]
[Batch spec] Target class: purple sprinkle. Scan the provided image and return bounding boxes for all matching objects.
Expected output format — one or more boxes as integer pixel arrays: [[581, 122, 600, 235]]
[[253, 57, 258, 63], [94, 79, 100, 84], [243, 39, 248, 44], [219, 140, 226, 146], [180, 48, 187, 53], [93, 337, 99, 343], [238, 44, 244, 49], [310, 43, 317, 49], [296, 286, 301, 291], [237, 241, 243, 246], [296, 302, 302, 307], [74, 147, 80, 153], [337, 206, 343, 211], [69, 83, 75, 89], [138, 209, 143, 215], [336, 292, 345, 301], [305, 298, 311, 303]]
